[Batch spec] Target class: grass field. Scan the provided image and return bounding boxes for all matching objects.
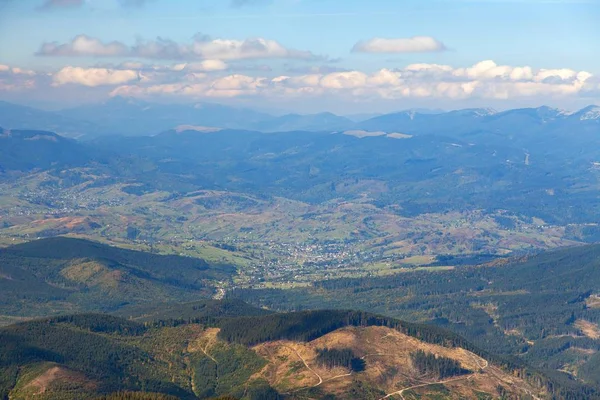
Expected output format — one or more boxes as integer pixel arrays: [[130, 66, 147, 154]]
[[0, 171, 584, 287]]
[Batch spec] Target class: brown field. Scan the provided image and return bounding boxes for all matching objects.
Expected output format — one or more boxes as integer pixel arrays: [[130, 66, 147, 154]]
[[250, 326, 544, 399], [575, 319, 600, 339]]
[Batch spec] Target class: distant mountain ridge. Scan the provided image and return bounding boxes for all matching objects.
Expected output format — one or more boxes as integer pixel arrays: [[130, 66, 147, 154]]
[[0, 98, 597, 138], [0, 128, 91, 170]]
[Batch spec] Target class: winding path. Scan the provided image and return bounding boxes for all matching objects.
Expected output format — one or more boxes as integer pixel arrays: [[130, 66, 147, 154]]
[[284, 344, 323, 387], [377, 352, 489, 400], [200, 344, 218, 365], [323, 372, 353, 382]]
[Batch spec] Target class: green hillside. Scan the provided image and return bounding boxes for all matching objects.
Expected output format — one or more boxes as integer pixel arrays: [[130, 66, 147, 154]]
[[0, 237, 236, 318], [231, 243, 600, 390], [0, 305, 554, 400], [115, 299, 274, 324]]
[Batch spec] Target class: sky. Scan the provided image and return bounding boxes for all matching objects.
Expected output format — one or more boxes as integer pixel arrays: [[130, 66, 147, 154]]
[[0, 0, 599, 113]]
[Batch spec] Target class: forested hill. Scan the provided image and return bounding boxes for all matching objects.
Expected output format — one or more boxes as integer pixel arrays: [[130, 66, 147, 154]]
[[115, 298, 274, 324], [4, 237, 223, 273], [0, 237, 236, 318], [0, 128, 92, 171], [230, 242, 600, 396], [0, 305, 565, 399]]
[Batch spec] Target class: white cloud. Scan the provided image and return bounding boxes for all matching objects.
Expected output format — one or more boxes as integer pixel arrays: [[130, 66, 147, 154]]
[[10, 67, 36, 76], [352, 36, 446, 53], [6, 59, 592, 105], [110, 73, 267, 98], [405, 63, 453, 73], [0, 79, 36, 91], [172, 60, 228, 72], [0, 64, 38, 92], [368, 69, 401, 86], [118, 61, 146, 70], [534, 68, 578, 82], [320, 71, 367, 89], [453, 60, 515, 80], [581, 76, 600, 97], [38, 35, 129, 57], [0, 64, 36, 76], [38, 34, 323, 61], [52, 66, 140, 86], [107, 60, 594, 103]]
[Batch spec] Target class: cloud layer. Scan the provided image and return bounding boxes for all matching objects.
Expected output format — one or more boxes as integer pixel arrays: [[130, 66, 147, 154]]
[[0, 64, 37, 91], [52, 66, 140, 86], [1, 60, 596, 107], [105, 60, 594, 101], [37, 34, 323, 61]]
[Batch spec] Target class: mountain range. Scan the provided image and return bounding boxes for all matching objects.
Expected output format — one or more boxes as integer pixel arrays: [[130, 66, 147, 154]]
[[1, 98, 598, 138], [2, 98, 600, 399]]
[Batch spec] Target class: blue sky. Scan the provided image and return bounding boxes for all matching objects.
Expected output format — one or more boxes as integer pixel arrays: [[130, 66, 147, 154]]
[[0, 0, 599, 113]]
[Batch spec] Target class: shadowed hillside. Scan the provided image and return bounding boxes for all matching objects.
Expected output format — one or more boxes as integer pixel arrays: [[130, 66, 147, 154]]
[[0, 304, 557, 400], [0, 237, 236, 318]]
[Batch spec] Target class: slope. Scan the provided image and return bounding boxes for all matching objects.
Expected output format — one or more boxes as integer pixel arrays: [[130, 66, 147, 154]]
[[0, 306, 552, 400], [0, 237, 236, 318], [0, 101, 101, 138], [231, 243, 600, 390], [0, 129, 91, 171]]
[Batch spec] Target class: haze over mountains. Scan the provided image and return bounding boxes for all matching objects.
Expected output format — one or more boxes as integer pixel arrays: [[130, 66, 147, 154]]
[[0, 98, 598, 138]]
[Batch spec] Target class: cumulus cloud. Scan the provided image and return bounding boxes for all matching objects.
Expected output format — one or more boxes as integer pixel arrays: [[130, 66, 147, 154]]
[[52, 66, 140, 86], [37, 34, 323, 61], [352, 36, 446, 53], [107, 60, 594, 102], [0, 80, 36, 91], [0, 64, 36, 76], [285, 65, 348, 74], [0, 64, 38, 92], [38, 35, 129, 57], [172, 60, 229, 72], [3, 58, 594, 106]]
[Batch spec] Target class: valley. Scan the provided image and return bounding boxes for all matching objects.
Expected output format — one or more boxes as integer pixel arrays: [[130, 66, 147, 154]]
[[1, 102, 600, 399], [2, 0, 599, 397], [0, 172, 578, 289]]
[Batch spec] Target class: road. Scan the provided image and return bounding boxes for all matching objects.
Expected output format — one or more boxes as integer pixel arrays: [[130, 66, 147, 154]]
[[284, 344, 323, 387], [377, 353, 489, 400]]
